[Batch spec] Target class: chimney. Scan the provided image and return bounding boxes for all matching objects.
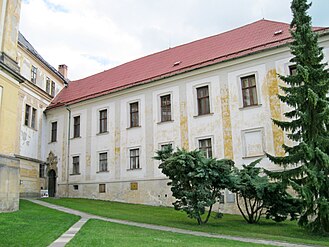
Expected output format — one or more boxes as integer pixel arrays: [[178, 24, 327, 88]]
[[58, 64, 68, 78]]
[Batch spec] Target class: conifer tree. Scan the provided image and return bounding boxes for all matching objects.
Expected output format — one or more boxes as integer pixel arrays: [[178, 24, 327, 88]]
[[267, 0, 329, 234]]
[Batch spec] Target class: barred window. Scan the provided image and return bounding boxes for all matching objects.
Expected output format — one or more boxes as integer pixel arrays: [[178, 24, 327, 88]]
[[241, 75, 258, 107], [99, 109, 107, 133], [129, 149, 140, 169], [199, 138, 212, 158], [160, 94, 171, 122], [130, 102, 139, 127], [197, 86, 210, 115], [99, 152, 108, 172]]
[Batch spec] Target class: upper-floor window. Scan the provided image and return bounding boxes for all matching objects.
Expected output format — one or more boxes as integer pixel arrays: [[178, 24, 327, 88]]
[[24, 104, 37, 129], [130, 102, 139, 127], [289, 65, 297, 76], [73, 116, 80, 138], [241, 75, 258, 107], [160, 94, 171, 122], [31, 66, 37, 84], [160, 143, 173, 151], [51, 121, 57, 142], [197, 86, 210, 115], [51, 81, 55, 97], [199, 138, 212, 158], [39, 164, 45, 178], [99, 109, 108, 133], [99, 152, 108, 172], [46, 77, 51, 94], [72, 156, 80, 175], [129, 148, 140, 169]]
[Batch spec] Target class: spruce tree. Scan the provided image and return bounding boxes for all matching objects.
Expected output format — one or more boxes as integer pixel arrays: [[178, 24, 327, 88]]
[[267, 0, 329, 234]]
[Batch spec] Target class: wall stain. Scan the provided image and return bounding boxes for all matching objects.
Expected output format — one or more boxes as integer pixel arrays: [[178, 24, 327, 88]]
[[220, 88, 233, 159], [266, 69, 285, 156], [179, 101, 189, 149]]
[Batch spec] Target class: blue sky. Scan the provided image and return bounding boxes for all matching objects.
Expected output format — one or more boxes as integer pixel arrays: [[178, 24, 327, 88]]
[[19, 0, 329, 80]]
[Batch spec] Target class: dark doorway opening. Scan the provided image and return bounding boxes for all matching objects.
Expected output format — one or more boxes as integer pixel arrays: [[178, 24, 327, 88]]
[[48, 169, 56, 197]]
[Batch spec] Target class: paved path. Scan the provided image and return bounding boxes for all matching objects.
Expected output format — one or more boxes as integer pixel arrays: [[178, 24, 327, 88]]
[[27, 199, 320, 247]]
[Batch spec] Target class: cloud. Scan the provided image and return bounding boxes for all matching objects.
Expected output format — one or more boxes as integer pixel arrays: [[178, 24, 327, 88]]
[[19, 0, 327, 81]]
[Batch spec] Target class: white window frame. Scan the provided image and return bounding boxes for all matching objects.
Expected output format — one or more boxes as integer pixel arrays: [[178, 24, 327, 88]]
[[97, 150, 109, 172], [127, 99, 141, 128], [237, 71, 261, 109], [97, 107, 109, 134], [196, 135, 214, 158], [157, 92, 173, 123], [127, 147, 141, 170], [71, 154, 81, 175], [193, 82, 213, 116]]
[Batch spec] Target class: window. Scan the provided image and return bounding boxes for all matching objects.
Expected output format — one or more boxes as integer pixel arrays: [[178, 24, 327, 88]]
[[199, 138, 212, 158], [130, 102, 139, 127], [99, 184, 106, 193], [99, 109, 107, 133], [161, 143, 173, 151], [73, 116, 80, 138], [197, 86, 210, 115], [31, 66, 37, 83], [45, 77, 50, 94], [241, 75, 258, 107], [51, 121, 57, 142], [51, 81, 55, 97], [72, 156, 80, 175], [160, 94, 171, 122], [31, 108, 37, 129], [39, 164, 45, 178], [129, 148, 140, 169], [73, 185, 79, 190], [25, 104, 31, 126], [99, 152, 108, 172], [289, 65, 297, 75]]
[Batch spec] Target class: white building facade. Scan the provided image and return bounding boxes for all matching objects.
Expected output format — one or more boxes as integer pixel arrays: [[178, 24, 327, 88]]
[[45, 20, 329, 212]]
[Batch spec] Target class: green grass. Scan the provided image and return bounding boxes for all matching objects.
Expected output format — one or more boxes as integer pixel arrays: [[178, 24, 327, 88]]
[[67, 219, 269, 247], [0, 200, 80, 247], [43, 198, 329, 246]]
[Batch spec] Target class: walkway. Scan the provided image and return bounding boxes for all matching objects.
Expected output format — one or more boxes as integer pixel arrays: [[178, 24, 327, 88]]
[[27, 199, 319, 247]]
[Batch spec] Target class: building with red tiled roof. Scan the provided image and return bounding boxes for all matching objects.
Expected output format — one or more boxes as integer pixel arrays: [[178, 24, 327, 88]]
[[45, 19, 329, 210]]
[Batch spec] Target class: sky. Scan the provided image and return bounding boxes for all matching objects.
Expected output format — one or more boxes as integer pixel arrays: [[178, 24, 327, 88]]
[[19, 0, 329, 81]]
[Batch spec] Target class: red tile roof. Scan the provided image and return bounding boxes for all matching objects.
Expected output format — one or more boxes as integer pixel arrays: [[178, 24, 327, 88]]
[[48, 19, 328, 109]]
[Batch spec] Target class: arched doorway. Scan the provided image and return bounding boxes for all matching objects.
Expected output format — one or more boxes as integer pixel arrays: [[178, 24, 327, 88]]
[[48, 169, 56, 197]]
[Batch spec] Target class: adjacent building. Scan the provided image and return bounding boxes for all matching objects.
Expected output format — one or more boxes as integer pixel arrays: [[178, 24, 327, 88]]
[[45, 20, 329, 212]]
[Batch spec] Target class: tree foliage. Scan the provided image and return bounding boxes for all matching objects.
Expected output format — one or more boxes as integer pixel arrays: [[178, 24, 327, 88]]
[[154, 147, 235, 225], [232, 159, 302, 224], [267, 0, 329, 234]]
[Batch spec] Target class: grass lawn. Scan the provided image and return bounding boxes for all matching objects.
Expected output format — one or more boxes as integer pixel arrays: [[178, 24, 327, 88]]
[[43, 198, 329, 246], [67, 219, 269, 247], [0, 200, 80, 247]]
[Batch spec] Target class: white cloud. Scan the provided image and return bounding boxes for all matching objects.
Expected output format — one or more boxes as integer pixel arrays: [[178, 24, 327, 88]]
[[19, 0, 328, 80]]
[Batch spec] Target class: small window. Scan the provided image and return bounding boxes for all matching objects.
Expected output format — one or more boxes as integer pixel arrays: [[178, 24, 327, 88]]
[[99, 184, 106, 193], [197, 86, 210, 115], [51, 121, 57, 142], [31, 108, 37, 129], [99, 152, 108, 172], [241, 75, 258, 107], [161, 143, 173, 151], [46, 77, 51, 94], [51, 81, 55, 97], [99, 109, 108, 133], [72, 156, 80, 175], [130, 102, 139, 127], [160, 94, 171, 122], [73, 116, 80, 138], [73, 185, 79, 190], [289, 65, 297, 76], [129, 148, 140, 169], [199, 138, 212, 158], [25, 104, 31, 126], [31, 66, 37, 84], [39, 164, 45, 178]]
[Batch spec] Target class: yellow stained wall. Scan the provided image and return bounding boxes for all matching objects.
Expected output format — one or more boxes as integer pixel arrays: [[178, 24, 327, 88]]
[[0, 74, 20, 155]]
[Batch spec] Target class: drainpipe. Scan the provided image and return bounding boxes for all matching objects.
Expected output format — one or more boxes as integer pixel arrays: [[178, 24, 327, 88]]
[[66, 105, 71, 197]]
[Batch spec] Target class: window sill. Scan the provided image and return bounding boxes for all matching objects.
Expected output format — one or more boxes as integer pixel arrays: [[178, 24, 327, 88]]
[[96, 170, 109, 173], [157, 120, 174, 125], [126, 168, 142, 171], [70, 173, 81, 176], [97, 131, 109, 136], [239, 104, 262, 110], [48, 141, 57, 144], [193, 112, 214, 118], [70, 136, 81, 140], [24, 124, 38, 131], [126, 126, 141, 130], [242, 153, 265, 159]]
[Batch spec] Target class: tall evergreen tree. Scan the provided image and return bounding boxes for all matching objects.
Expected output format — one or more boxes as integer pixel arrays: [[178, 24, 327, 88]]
[[267, 0, 329, 234]]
